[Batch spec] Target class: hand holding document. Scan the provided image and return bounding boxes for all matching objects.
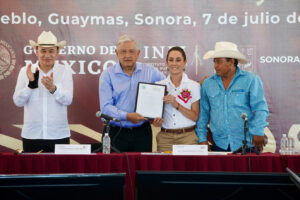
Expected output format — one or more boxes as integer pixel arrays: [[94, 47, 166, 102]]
[[135, 82, 166, 119]]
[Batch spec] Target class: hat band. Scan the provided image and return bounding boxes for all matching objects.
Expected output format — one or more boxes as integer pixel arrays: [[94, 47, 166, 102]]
[[39, 43, 56, 46]]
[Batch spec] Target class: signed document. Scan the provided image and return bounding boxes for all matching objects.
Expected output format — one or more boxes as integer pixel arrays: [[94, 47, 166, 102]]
[[135, 82, 166, 119]]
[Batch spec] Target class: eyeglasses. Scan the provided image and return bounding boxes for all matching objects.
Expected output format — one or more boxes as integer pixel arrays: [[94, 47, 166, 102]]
[[118, 49, 137, 56]]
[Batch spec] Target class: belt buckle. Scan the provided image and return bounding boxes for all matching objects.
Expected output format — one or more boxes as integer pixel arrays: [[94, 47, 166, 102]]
[[175, 129, 183, 134]]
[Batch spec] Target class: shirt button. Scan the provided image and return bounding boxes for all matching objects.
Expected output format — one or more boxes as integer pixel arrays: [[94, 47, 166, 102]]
[[175, 89, 177, 91], [174, 123, 176, 125], [173, 114, 175, 117]]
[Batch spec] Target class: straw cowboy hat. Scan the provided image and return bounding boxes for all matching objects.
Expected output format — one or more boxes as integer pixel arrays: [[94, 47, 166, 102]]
[[29, 31, 66, 49], [203, 41, 248, 64]]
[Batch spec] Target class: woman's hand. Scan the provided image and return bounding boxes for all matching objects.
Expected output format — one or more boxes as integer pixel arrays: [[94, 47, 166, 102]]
[[163, 95, 178, 108]]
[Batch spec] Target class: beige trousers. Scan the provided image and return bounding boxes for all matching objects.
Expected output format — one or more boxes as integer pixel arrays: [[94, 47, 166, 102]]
[[156, 130, 199, 152]]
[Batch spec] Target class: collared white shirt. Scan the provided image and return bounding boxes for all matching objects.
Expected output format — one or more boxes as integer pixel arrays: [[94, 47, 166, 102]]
[[156, 73, 200, 129], [13, 63, 73, 139]]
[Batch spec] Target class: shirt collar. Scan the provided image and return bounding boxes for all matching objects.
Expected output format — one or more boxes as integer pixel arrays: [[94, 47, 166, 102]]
[[115, 62, 142, 74], [35, 62, 55, 75], [235, 66, 245, 76], [212, 66, 245, 80], [166, 72, 189, 84]]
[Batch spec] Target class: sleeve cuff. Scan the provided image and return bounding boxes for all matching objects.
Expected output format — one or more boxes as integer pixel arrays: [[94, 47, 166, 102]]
[[50, 85, 57, 94], [119, 111, 128, 121], [196, 128, 208, 143], [199, 136, 208, 143], [250, 127, 265, 136], [52, 84, 61, 98]]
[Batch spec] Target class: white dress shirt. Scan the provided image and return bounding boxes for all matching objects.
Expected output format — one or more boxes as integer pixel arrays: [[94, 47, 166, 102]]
[[13, 63, 73, 139], [156, 73, 200, 129]]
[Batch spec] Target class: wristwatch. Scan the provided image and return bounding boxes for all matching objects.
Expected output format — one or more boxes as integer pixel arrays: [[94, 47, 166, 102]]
[[50, 86, 57, 94]]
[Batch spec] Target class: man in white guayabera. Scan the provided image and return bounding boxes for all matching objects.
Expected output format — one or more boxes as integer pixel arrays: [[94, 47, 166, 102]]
[[13, 31, 73, 152]]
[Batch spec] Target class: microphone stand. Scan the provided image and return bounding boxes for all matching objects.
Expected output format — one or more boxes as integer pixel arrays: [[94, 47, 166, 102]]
[[93, 119, 121, 153], [233, 119, 249, 155]]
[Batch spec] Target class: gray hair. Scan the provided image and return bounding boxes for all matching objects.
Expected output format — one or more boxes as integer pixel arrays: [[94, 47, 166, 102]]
[[116, 35, 139, 50]]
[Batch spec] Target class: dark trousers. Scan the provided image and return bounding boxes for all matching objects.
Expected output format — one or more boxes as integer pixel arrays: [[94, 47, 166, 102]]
[[211, 144, 231, 152], [22, 137, 70, 153], [105, 121, 152, 152], [212, 144, 257, 153]]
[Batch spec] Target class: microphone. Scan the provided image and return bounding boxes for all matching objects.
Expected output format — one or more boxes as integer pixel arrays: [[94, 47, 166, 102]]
[[241, 113, 248, 121], [96, 111, 120, 121]]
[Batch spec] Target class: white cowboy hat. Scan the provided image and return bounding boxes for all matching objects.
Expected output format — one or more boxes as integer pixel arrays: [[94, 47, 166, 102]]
[[29, 31, 66, 49], [203, 41, 248, 64]]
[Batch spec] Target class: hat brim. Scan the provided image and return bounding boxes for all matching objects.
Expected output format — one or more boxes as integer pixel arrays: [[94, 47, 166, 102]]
[[29, 40, 66, 49], [203, 50, 248, 64]]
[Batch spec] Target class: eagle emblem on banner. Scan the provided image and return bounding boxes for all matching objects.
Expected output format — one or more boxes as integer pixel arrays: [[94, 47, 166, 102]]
[[0, 40, 16, 80]]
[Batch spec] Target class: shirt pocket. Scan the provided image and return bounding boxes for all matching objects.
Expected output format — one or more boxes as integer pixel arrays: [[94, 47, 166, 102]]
[[231, 90, 248, 106], [207, 89, 220, 107]]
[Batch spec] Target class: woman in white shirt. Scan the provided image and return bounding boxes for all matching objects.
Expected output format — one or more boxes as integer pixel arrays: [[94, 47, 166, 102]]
[[153, 46, 200, 152]]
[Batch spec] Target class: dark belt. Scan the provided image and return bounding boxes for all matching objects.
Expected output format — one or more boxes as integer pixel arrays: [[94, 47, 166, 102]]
[[110, 121, 150, 130], [161, 125, 196, 134]]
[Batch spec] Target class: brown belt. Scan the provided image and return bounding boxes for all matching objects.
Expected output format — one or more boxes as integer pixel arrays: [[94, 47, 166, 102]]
[[161, 125, 196, 134]]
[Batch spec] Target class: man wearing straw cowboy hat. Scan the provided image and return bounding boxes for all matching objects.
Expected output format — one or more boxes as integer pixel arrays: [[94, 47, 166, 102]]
[[196, 41, 269, 153], [13, 31, 73, 152]]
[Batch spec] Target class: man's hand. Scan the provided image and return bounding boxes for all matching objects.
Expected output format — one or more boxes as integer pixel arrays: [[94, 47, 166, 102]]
[[26, 64, 35, 81], [252, 135, 265, 152], [127, 112, 146, 124], [199, 141, 211, 151], [152, 117, 163, 127], [199, 141, 208, 145], [41, 72, 56, 92], [27, 64, 39, 89]]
